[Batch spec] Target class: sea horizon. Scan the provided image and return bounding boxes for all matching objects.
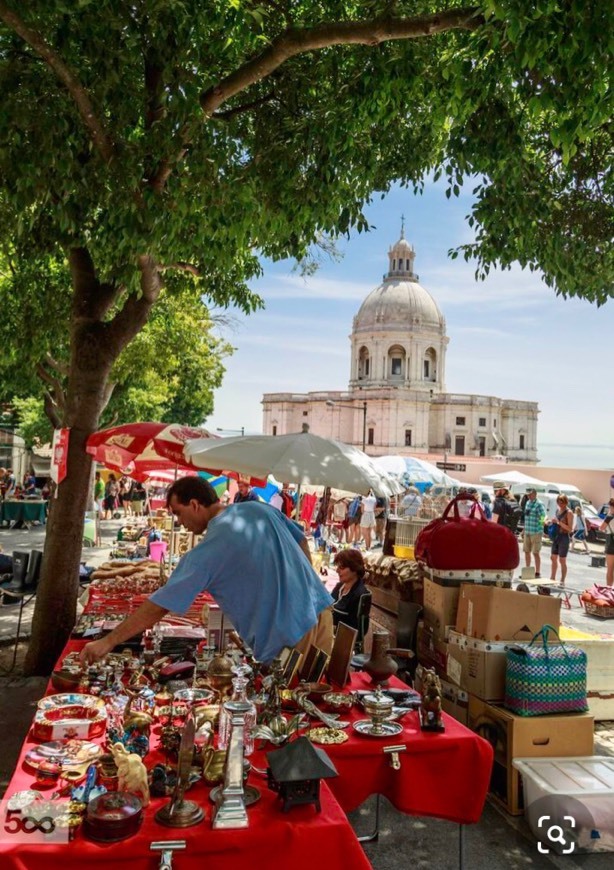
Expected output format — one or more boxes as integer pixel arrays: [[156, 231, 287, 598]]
[[536, 443, 614, 471]]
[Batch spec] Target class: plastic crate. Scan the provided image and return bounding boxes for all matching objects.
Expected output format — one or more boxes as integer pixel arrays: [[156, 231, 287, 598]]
[[394, 517, 430, 547], [513, 757, 614, 853]]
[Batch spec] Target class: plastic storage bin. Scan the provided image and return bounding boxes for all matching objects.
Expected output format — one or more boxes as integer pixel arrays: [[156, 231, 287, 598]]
[[513, 756, 614, 853]]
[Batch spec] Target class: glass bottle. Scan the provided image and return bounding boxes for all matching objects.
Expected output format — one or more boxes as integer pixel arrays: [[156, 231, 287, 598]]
[[218, 666, 256, 756]]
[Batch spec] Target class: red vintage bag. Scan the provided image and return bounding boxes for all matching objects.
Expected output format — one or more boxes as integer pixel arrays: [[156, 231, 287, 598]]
[[414, 495, 519, 571]]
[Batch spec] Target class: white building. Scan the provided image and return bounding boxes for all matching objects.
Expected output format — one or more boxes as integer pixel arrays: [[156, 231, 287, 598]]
[[262, 229, 538, 463]]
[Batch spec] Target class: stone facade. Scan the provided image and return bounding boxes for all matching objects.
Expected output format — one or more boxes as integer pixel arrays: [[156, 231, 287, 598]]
[[262, 229, 538, 462]]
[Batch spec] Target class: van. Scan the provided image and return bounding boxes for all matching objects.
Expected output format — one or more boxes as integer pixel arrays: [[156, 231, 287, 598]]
[[542, 481, 585, 501], [537, 493, 584, 520]]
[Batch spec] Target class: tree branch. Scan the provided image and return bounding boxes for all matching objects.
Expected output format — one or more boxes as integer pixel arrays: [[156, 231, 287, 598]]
[[36, 362, 66, 415], [159, 261, 201, 277], [212, 91, 276, 120], [69, 247, 121, 321], [44, 353, 69, 378], [42, 391, 62, 430], [0, 2, 116, 163], [106, 256, 163, 355], [200, 8, 483, 115]]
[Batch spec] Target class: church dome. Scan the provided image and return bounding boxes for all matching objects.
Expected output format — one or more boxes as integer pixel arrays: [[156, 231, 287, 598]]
[[353, 229, 445, 334]]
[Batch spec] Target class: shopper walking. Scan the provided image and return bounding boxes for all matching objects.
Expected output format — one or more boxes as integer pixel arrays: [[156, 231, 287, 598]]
[[570, 505, 590, 554], [522, 488, 546, 577], [549, 495, 574, 585]]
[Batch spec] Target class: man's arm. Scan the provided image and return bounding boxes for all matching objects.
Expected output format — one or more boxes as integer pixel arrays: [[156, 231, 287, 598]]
[[78, 600, 168, 667]]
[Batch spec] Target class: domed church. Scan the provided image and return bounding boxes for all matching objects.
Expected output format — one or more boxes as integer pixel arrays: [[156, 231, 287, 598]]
[[262, 227, 538, 463]]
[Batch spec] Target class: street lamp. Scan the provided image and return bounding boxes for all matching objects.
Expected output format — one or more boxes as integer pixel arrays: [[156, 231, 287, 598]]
[[216, 427, 245, 437], [326, 399, 367, 452]]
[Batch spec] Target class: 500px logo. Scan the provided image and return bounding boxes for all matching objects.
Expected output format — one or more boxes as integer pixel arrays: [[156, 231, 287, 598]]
[[0, 800, 69, 845], [537, 815, 576, 855]]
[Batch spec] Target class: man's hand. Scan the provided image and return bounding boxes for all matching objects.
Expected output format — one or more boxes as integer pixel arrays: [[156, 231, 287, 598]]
[[79, 637, 113, 668]]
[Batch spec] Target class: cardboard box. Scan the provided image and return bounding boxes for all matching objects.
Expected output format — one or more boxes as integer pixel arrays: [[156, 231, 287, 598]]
[[423, 578, 460, 642], [417, 622, 449, 677], [456, 584, 561, 641], [468, 695, 594, 814]]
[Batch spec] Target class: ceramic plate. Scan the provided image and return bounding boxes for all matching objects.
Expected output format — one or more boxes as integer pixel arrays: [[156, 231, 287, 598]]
[[37, 694, 105, 713], [307, 727, 349, 745], [352, 719, 404, 738], [24, 740, 103, 771]]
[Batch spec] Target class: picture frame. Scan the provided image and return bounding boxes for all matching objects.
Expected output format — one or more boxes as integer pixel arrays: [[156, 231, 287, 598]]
[[298, 644, 319, 682], [308, 647, 330, 684], [280, 648, 303, 685], [327, 622, 358, 687]]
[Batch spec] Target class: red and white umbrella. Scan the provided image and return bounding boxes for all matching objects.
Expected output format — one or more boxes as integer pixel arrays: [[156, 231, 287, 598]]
[[85, 422, 217, 477], [86, 422, 265, 486]]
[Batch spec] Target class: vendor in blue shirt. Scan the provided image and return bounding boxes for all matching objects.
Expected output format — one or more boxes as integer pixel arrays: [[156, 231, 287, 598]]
[[80, 477, 333, 666]]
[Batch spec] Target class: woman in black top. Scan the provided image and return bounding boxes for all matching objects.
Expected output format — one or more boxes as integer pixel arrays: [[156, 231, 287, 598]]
[[331, 549, 368, 632]]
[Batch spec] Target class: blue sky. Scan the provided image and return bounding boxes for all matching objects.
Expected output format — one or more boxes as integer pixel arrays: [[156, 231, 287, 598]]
[[205, 181, 614, 470]]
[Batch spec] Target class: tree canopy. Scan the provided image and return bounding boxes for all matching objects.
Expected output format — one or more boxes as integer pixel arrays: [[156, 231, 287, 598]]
[[0, 0, 611, 303], [0, 252, 235, 447], [0, 0, 611, 672]]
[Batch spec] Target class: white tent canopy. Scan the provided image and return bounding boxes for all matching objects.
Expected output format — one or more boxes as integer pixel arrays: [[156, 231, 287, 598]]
[[480, 470, 543, 486], [374, 455, 460, 486]]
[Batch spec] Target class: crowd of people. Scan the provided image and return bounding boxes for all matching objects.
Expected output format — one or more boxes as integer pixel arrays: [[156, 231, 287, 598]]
[[0, 467, 50, 501]]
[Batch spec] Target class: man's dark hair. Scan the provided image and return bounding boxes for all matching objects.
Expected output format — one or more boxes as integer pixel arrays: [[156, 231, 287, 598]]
[[167, 476, 220, 508]]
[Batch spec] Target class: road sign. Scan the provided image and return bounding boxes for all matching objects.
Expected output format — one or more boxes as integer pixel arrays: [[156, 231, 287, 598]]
[[436, 462, 466, 472]]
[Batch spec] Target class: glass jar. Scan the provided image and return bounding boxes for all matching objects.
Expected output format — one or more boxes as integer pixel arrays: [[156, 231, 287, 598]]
[[218, 671, 256, 757]]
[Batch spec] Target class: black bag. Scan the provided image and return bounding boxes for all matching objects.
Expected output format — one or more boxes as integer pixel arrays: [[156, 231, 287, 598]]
[[501, 499, 522, 532]]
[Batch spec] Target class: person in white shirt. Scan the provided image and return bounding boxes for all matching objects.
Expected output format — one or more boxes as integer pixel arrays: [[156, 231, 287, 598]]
[[360, 489, 377, 550], [269, 489, 283, 511]]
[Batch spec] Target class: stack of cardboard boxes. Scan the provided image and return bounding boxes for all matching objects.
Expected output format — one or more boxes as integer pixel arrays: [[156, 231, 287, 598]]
[[416, 577, 594, 814]]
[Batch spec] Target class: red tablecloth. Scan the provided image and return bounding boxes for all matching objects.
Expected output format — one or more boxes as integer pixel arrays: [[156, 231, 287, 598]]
[[0, 638, 371, 870], [321, 672, 493, 824], [0, 606, 492, 868], [0, 778, 369, 870]]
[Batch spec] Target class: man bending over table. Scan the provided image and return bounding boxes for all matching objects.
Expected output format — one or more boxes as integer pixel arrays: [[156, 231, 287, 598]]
[[80, 477, 333, 667]]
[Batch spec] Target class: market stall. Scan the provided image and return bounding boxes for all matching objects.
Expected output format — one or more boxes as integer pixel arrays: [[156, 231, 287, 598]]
[[0, 498, 47, 527], [0, 565, 492, 868]]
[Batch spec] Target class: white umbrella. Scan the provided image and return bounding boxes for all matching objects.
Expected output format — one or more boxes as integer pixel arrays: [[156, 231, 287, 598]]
[[374, 455, 459, 486], [184, 431, 404, 497], [480, 470, 544, 486]]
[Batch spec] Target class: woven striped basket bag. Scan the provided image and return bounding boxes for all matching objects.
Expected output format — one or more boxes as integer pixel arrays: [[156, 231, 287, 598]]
[[505, 624, 588, 717]]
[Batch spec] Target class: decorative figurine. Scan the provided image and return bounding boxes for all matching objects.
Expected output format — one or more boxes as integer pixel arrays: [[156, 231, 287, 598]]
[[419, 669, 445, 732], [110, 743, 150, 806]]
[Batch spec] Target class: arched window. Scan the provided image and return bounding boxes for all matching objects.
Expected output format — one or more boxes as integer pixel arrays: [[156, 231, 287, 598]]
[[423, 347, 437, 382], [358, 346, 370, 380], [387, 344, 406, 380]]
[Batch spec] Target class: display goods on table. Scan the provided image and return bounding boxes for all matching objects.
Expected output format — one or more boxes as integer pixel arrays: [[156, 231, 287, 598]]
[[0, 567, 493, 869], [415, 494, 519, 571]]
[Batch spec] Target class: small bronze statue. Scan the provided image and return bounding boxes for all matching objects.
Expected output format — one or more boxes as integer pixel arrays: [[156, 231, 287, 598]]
[[419, 669, 445, 732]]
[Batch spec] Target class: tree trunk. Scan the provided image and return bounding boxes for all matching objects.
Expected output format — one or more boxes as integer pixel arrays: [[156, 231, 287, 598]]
[[24, 413, 101, 673], [25, 248, 159, 674]]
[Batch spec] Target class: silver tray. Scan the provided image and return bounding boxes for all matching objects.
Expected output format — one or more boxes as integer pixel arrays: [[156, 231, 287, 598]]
[[352, 718, 403, 738]]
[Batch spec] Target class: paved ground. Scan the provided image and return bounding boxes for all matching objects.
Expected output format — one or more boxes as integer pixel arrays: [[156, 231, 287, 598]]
[[1, 523, 613, 866]]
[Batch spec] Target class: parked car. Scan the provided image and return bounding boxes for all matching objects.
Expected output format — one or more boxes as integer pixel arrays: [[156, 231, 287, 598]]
[[584, 504, 606, 543]]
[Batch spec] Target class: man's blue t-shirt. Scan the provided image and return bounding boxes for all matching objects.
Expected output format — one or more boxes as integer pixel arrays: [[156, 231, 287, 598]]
[[149, 502, 332, 663]]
